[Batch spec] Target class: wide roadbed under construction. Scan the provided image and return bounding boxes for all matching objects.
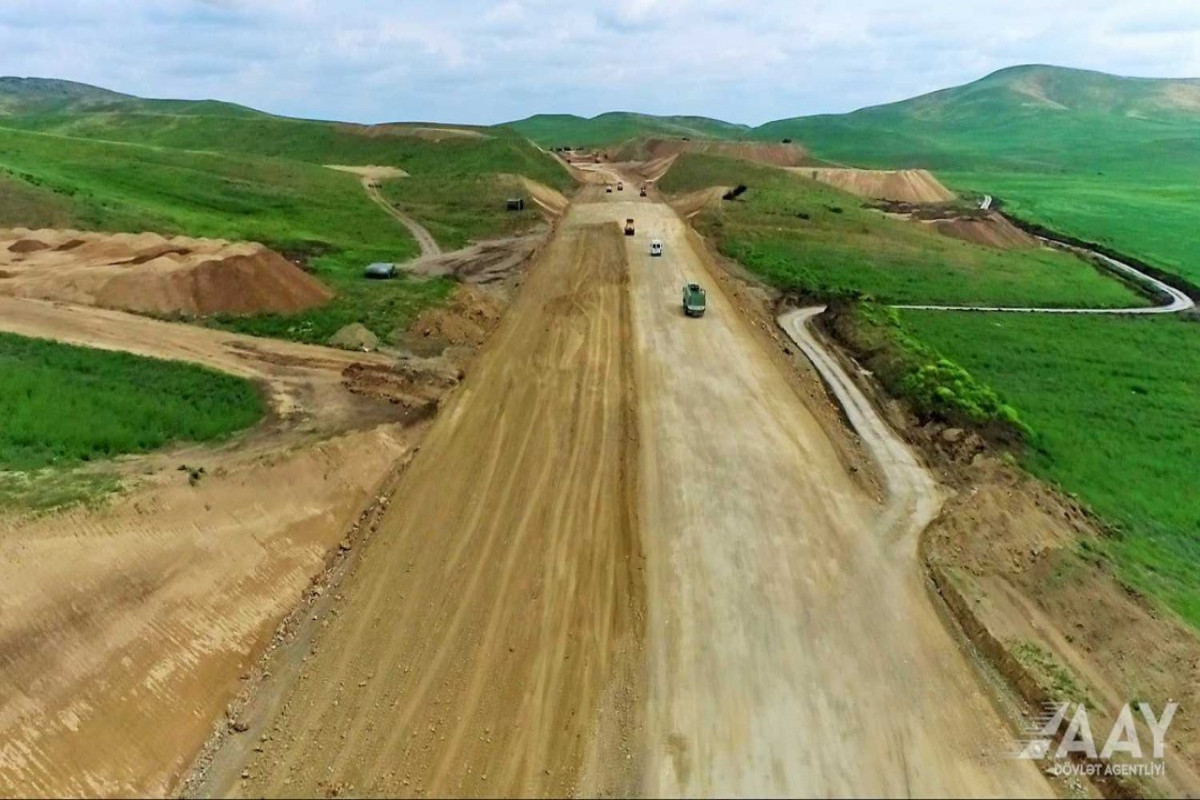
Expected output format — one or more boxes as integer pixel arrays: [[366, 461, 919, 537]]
[[213, 188, 1049, 797]]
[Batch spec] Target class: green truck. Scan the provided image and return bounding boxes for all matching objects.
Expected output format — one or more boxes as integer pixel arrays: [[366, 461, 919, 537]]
[[682, 283, 707, 317]]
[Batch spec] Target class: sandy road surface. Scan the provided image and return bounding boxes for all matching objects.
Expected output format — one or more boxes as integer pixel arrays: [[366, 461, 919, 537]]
[[226, 220, 643, 797], [575, 189, 1049, 796], [0, 297, 419, 796]]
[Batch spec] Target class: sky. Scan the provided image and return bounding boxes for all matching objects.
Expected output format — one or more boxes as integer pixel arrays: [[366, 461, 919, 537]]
[[1, 0, 1198, 125]]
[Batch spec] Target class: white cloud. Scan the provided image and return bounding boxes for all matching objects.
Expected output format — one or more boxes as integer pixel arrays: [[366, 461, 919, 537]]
[[0, 0, 1196, 124]]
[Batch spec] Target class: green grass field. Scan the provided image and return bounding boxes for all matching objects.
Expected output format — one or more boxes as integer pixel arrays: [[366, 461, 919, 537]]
[[899, 311, 1200, 627], [0, 332, 263, 471], [941, 171, 1200, 286], [659, 153, 1148, 308], [757, 66, 1200, 288]]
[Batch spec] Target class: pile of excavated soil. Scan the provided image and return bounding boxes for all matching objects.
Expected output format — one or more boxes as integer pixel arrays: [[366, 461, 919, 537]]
[[930, 213, 1038, 249], [406, 285, 505, 349], [0, 228, 332, 316], [620, 137, 814, 167], [327, 322, 380, 352], [341, 357, 462, 416], [795, 168, 956, 203]]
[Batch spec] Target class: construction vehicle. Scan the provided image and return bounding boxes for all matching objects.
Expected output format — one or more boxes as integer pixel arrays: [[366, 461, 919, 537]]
[[650, 239, 663, 257], [624, 218, 635, 236], [682, 283, 707, 317]]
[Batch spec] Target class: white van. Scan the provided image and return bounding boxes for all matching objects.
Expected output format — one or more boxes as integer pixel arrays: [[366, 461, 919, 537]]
[[650, 239, 663, 257]]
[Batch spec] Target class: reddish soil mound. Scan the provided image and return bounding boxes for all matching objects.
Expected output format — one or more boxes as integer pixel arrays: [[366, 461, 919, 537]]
[[797, 168, 956, 203], [408, 286, 505, 348], [8, 239, 49, 254], [931, 214, 1038, 250], [0, 229, 333, 316]]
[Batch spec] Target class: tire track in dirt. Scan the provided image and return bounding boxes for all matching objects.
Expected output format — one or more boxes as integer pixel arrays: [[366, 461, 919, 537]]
[[222, 221, 643, 798]]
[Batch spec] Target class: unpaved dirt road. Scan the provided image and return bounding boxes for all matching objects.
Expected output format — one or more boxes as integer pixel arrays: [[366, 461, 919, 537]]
[[222, 220, 643, 798], [362, 180, 442, 257], [205, 183, 1049, 797], [580, 192, 1047, 796]]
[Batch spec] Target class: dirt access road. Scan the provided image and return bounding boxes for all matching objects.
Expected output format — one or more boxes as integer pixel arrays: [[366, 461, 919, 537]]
[[207, 183, 1048, 797]]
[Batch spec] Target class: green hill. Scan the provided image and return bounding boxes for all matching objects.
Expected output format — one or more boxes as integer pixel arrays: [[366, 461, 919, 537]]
[[755, 65, 1200, 172], [756, 65, 1200, 284], [0, 78, 571, 348], [508, 111, 750, 147], [0, 76, 262, 118]]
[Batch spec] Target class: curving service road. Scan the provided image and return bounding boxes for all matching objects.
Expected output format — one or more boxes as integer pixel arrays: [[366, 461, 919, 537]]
[[901, 207, 1193, 315]]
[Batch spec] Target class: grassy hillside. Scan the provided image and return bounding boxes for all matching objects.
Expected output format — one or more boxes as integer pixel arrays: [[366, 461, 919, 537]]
[[0, 331, 262, 471], [900, 311, 1200, 627], [508, 111, 749, 147], [0, 76, 260, 118], [659, 153, 1146, 308], [0, 80, 571, 344], [757, 65, 1200, 284], [0, 125, 456, 344], [2, 109, 571, 189]]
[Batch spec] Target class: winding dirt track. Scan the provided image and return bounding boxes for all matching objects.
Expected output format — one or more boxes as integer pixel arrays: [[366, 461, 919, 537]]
[[362, 180, 442, 257], [203, 184, 1051, 797]]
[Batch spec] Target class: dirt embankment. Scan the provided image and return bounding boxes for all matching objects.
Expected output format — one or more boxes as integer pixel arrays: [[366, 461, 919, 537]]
[[0, 426, 411, 798], [814, 303, 1200, 796], [872, 202, 1041, 250], [0, 292, 495, 797], [931, 213, 1039, 249], [0, 229, 331, 316], [618, 137, 814, 168], [209, 222, 643, 798], [795, 167, 956, 204]]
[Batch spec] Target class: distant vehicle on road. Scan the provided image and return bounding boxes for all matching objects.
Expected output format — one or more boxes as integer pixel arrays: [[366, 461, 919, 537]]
[[682, 283, 707, 317], [625, 218, 635, 236], [650, 239, 663, 257], [605, 184, 613, 193], [617, 182, 624, 191], [640, 185, 647, 197]]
